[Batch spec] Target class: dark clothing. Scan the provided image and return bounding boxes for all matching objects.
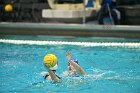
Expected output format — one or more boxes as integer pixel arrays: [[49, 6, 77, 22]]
[[101, 0, 116, 9], [44, 74, 49, 79], [98, 0, 120, 25], [44, 73, 61, 80], [98, 8, 118, 25]]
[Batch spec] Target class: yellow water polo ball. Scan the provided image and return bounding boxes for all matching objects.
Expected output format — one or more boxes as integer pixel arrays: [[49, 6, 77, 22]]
[[44, 54, 57, 68], [4, 4, 13, 12]]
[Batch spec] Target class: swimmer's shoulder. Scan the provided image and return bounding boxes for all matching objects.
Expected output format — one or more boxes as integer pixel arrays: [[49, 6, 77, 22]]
[[40, 71, 61, 81]]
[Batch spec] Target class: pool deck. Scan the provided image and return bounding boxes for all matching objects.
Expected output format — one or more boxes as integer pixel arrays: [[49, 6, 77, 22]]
[[0, 22, 140, 38]]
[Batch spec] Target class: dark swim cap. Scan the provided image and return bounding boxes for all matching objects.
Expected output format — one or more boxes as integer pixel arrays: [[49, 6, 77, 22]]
[[72, 59, 78, 64]]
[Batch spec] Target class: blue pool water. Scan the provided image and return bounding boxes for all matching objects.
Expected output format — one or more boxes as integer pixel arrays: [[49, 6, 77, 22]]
[[0, 35, 140, 93]]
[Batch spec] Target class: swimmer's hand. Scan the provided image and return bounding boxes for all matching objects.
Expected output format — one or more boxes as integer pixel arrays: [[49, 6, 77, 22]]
[[66, 52, 72, 61]]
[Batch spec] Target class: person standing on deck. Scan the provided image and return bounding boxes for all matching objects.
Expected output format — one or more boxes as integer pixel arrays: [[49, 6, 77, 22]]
[[97, 0, 121, 25]]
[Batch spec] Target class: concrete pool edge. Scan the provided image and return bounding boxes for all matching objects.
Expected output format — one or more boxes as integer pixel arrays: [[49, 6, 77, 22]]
[[0, 22, 140, 38]]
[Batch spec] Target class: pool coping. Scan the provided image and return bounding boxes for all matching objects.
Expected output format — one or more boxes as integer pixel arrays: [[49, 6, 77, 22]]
[[0, 22, 140, 38]]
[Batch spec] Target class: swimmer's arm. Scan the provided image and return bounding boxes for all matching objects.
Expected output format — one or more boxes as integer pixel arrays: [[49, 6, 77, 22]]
[[69, 60, 86, 75], [66, 52, 72, 61], [66, 52, 86, 75], [45, 64, 60, 82], [48, 69, 61, 83]]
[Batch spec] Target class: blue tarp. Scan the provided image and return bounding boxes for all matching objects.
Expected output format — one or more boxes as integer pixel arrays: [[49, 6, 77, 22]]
[[85, 0, 94, 8]]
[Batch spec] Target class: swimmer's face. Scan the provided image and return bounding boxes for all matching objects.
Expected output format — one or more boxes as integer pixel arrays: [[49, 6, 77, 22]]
[[68, 63, 74, 71], [68, 63, 77, 76]]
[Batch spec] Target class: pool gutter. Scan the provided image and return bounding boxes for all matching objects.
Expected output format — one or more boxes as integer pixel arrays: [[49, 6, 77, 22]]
[[0, 22, 140, 38]]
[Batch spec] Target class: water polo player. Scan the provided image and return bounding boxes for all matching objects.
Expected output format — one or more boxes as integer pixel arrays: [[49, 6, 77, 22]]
[[66, 52, 86, 76], [43, 54, 61, 83]]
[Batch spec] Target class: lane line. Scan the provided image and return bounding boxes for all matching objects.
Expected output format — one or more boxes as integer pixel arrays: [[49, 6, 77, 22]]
[[0, 39, 140, 48]]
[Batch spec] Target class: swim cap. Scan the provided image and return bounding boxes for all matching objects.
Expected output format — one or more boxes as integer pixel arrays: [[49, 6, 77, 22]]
[[72, 59, 78, 64], [50, 64, 58, 70], [44, 54, 57, 68]]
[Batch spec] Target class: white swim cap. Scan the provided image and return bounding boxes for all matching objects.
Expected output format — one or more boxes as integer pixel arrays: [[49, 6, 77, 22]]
[[50, 64, 58, 70]]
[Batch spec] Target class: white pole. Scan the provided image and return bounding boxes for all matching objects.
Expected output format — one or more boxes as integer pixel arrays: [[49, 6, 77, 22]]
[[83, 0, 86, 24], [107, 4, 114, 25]]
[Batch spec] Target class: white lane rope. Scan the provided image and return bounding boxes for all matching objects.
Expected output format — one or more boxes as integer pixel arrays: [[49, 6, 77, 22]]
[[0, 39, 140, 48]]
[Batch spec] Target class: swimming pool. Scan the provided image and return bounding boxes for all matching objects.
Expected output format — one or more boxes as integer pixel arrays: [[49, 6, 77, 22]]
[[0, 35, 140, 93]]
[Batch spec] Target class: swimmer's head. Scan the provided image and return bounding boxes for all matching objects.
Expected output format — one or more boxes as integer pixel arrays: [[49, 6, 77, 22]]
[[72, 59, 78, 64], [68, 59, 78, 66], [68, 59, 78, 71]]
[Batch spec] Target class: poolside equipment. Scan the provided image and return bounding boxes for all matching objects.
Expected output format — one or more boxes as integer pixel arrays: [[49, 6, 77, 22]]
[[4, 4, 13, 12], [44, 54, 57, 68]]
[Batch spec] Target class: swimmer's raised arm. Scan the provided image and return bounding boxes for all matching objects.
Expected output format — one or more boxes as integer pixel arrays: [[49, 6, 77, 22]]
[[66, 52, 72, 61], [66, 52, 86, 75], [69, 60, 86, 75]]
